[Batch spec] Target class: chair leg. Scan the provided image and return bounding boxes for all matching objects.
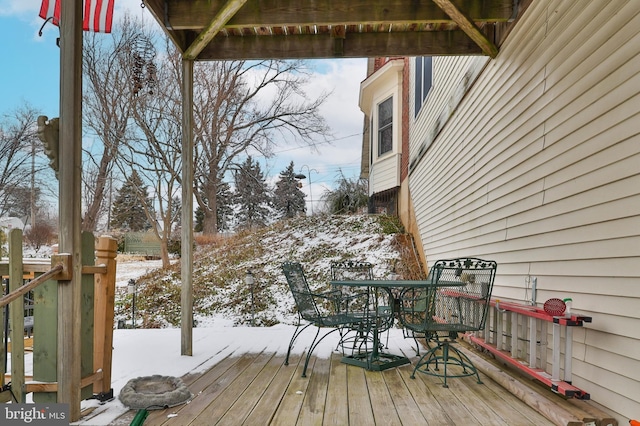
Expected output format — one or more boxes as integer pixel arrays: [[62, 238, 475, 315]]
[[413, 335, 421, 356], [403, 329, 421, 356], [302, 327, 342, 378], [285, 321, 312, 366], [447, 344, 483, 384], [335, 326, 348, 354], [442, 343, 449, 388], [335, 324, 374, 356], [410, 341, 482, 387], [410, 345, 439, 379], [302, 327, 322, 377]]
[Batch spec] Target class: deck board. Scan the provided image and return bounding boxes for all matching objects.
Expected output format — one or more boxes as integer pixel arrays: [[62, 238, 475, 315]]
[[297, 355, 327, 425], [109, 345, 560, 426], [453, 369, 545, 425], [410, 366, 482, 425], [218, 353, 285, 425], [243, 354, 300, 425], [381, 369, 433, 425], [196, 351, 274, 424], [364, 369, 402, 425], [394, 364, 456, 425], [445, 378, 510, 425], [323, 355, 350, 425], [160, 351, 265, 426], [346, 365, 375, 425]]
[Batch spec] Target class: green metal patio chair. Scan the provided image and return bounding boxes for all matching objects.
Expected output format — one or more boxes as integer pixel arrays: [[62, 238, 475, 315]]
[[330, 260, 393, 354], [397, 257, 497, 387], [282, 261, 366, 377]]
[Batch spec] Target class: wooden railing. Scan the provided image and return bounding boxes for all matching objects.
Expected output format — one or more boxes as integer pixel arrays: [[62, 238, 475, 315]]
[[466, 298, 592, 400], [0, 264, 64, 308], [1, 229, 117, 405]]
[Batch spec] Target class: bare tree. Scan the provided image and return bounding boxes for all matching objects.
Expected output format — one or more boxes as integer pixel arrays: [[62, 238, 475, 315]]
[[118, 38, 182, 268], [81, 18, 333, 246], [0, 103, 50, 221], [191, 59, 332, 234], [81, 14, 150, 231]]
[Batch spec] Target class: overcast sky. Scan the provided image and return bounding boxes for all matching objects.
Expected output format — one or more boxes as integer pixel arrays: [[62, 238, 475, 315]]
[[0, 0, 368, 212]]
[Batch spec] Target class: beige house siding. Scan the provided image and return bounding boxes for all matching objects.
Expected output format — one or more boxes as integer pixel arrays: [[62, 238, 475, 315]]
[[369, 153, 400, 194], [410, 55, 489, 165], [360, 59, 404, 196], [407, 0, 640, 421]]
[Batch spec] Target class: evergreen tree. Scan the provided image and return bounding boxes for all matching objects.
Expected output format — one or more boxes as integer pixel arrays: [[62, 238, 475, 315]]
[[110, 171, 153, 231], [273, 161, 306, 218], [216, 181, 234, 232], [0, 229, 7, 258], [233, 156, 271, 230], [194, 206, 204, 233]]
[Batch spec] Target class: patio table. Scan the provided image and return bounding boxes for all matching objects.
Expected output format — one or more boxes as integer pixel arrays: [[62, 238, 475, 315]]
[[330, 279, 462, 371]]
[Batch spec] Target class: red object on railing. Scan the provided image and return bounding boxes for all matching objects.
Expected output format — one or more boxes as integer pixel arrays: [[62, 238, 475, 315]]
[[466, 333, 590, 399], [543, 298, 566, 316], [490, 299, 592, 326], [468, 298, 593, 400]]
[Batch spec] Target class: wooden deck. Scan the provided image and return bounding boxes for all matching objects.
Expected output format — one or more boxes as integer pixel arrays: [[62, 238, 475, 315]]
[[107, 346, 556, 426]]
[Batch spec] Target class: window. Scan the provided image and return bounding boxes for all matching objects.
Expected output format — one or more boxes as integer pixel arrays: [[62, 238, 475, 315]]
[[378, 97, 393, 156], [369, 115, 374, 165], [414, 56, 432, 117]]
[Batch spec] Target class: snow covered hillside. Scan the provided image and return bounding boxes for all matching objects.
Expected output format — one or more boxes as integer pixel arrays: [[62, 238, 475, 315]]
[[114, 214, 423, 329]]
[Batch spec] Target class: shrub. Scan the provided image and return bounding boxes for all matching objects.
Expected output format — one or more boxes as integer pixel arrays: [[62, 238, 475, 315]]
[[24, 222, 55, 251], [377, 214, 405, 234]]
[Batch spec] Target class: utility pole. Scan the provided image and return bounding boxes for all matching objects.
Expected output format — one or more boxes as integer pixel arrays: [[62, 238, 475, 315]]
[[31, 139, 36, 228], [300, 165, 318, 215]]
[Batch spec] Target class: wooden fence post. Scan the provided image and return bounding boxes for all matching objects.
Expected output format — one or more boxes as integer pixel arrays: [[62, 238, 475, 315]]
[[32, 261, 59, 403], [81, 232, 95, 400], [93, 235, 117, 398], [8, 228, 25, 403]]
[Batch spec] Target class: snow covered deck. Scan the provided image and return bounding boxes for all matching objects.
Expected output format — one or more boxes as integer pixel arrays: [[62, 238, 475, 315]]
[[71, 324, 611, 426]]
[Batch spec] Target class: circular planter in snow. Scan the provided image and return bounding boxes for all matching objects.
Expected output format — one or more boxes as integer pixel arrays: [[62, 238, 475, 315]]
[[119, 375, 192, 410]]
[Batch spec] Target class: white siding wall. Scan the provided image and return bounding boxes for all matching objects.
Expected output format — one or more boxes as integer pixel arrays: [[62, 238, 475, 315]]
[[369, 153, 400, 194], [360, 60, 404, 196], [408, 0, 640, 421], [410, 56, 489, 165]]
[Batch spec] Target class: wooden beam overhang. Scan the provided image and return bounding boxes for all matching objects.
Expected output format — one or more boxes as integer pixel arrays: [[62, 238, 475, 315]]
[[144, 0, 515, 60], [155, 0, 513, 30], [198, 29, 484, 60], [183, 0, 248, 60], [433, 0, 499, 57]]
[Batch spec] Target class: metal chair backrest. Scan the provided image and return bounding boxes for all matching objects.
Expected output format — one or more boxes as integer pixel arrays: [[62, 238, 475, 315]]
[[399, 257, 497, 333], [282, 261, 322, 322], [330, 260, 373, 311], [430, 257, 497, 332], [330, 260, 374, 281]]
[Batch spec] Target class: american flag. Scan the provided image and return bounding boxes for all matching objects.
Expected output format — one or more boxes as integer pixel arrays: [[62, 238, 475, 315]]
[[39, 0, 115, 33]]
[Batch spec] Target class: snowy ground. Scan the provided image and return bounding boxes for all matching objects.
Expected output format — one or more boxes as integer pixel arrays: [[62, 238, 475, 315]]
[[114, 259, 167, 289], [72, 259, 417, 425]]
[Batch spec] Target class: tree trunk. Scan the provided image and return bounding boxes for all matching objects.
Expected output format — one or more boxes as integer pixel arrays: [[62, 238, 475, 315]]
[[201, 180, 219, 235], [82, 154, 111, 231], [202, 205, 217, 234], [160, 240, 170, 269]]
